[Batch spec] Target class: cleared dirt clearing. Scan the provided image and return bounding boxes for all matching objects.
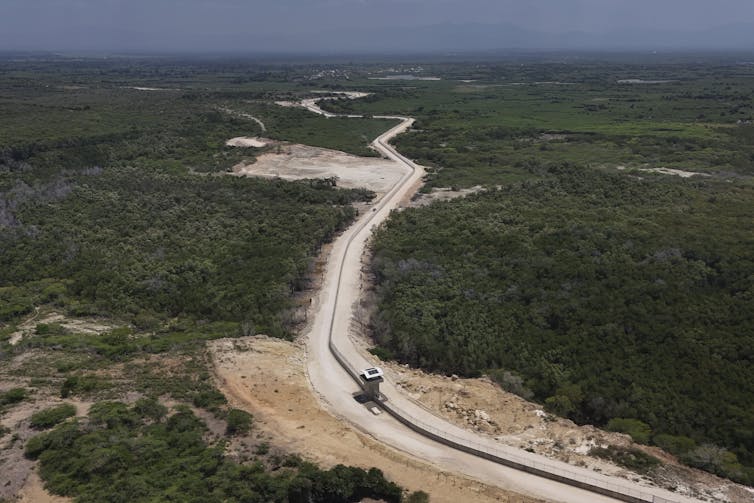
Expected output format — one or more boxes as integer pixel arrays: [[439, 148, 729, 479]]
[[233, 143, 405, 194], [225, 137, 269, 148], [210, 336, 544, 503]]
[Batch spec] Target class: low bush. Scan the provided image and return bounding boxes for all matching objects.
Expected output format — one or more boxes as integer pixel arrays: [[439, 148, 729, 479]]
[[589, 445, 661, 474], [606, 418, 652, 444], [29, 403, 76, 429], [225, 409, 253, 436]]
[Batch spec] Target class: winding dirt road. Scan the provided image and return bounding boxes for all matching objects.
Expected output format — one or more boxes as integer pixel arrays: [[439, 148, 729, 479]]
[[300, 94, 703, 503]]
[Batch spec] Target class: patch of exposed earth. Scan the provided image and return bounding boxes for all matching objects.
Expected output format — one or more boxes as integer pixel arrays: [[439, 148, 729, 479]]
[[616, 165, 711, 178], [233, 143, 405, 195], [409, 186, 485, 207], [225, 136, 270, 148], [8, 310, 116, 346], [209, 336, 544, 503], [0, 386, 91, 502], [376, 363, 751, 503]]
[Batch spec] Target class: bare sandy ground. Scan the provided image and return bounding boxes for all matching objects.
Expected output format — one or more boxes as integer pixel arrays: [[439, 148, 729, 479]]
[[380, 363, 753, 503], [16, 472, 70, 503], [233, 143, 406, 194], [409, 186, 485, 207], [617, 166, 711, 178], [124, 86, 180, 92], [210, 336, 543, 503], [9, 310, 115, 346], [225, 137, 269, 148]]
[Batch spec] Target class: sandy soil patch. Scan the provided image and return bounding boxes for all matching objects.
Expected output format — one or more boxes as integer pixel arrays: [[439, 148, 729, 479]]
[[225, 137, 269, 148], [233, 143, 406, 195], [640, 167, 711, 178], [209, 336, 543, 503], [16, 471, 70, 503], [311, 91, 372, 100], [409, 186, 485, 207], [124, 86, 180, 92], [617, 166, 711, 178], [8, 310, 115, 346], [0, 393, 92, 502], [617, 79, 675, 85]]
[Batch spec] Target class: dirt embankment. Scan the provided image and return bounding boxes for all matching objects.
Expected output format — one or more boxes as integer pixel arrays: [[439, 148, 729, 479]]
[[209, 336, 544, 503], [378, 363, 751, 503]]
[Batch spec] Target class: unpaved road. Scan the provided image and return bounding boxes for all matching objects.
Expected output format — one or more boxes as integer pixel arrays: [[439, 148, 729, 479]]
[[218, 107, 267, 132], [300, 95, 707, 503]]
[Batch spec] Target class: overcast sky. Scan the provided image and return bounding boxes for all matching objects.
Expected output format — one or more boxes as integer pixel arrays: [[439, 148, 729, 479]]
[[2, 0, 754, 53]]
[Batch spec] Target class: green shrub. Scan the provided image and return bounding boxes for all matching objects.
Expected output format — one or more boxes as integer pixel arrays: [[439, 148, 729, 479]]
[[590, 445, 661, 473], [654, 434, 697, 456], [35, 323, 67, 336], [25, 399, 404, 502], [606, 418, 653, 444], [225, 409, 253, 436], [682, 444, 744, 479], [29, 404, 76, 429], [60, 375, 107, 398], [24, 420, 81, 459], [191, 389, 227, 410], [255, 442, 270, 455], [133, 397, 167, 422], [0, 387, 27, 406], [88, 402, 139, 429], [406, 490, 431, 503], [368, 346, 395, 361]]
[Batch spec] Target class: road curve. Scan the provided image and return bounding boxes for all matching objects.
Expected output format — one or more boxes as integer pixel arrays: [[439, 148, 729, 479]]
[[300, 94, 701, 503]]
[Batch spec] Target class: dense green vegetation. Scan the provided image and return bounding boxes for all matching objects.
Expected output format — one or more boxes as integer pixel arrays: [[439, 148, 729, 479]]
[[4, 53, 754, 494], [323, 63, 754, 188], [371, 166, 754, 484], [1, 167, 370, 336], [0, 57, 415, 501], [323, 59, 754, 485], [25, 401, 403, 503]]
